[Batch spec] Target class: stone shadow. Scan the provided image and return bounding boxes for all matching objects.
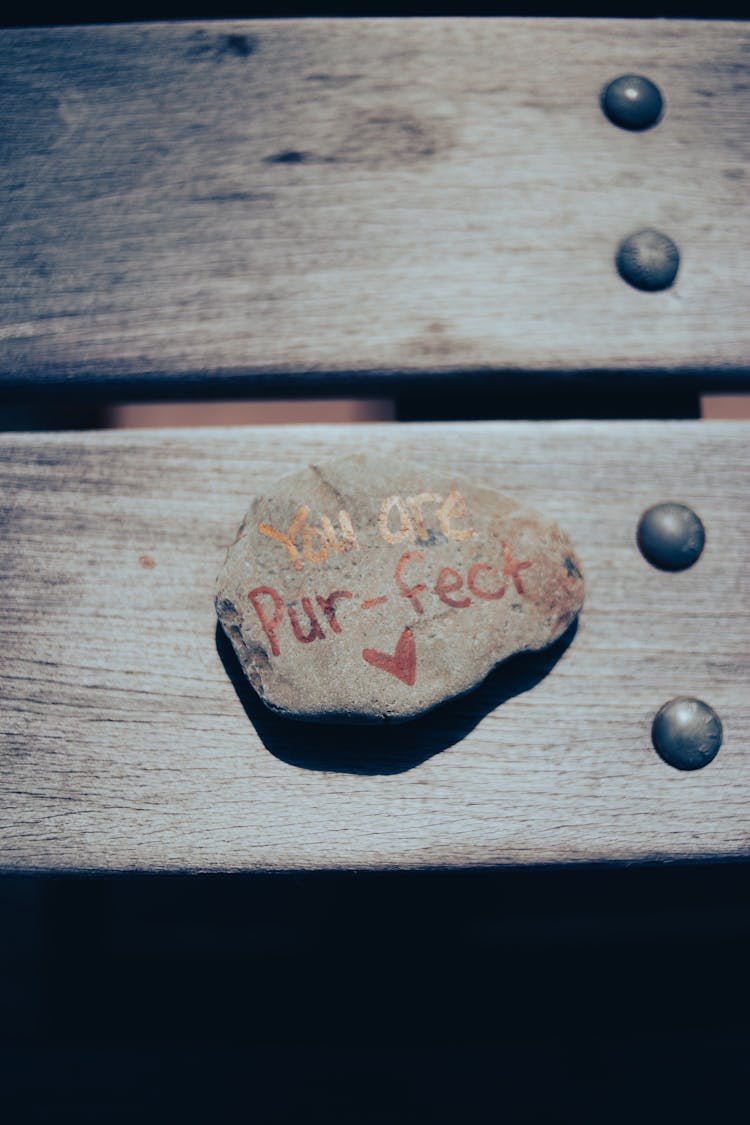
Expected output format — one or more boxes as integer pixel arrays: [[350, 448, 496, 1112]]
[[216, 620, 577, 776]]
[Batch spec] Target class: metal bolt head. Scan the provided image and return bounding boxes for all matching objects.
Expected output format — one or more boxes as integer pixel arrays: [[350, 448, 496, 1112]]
[[602, 74, 664, 130], [616, 229, 680, 292], [637, 502, 705, 570], [652, 697, 723, 771]]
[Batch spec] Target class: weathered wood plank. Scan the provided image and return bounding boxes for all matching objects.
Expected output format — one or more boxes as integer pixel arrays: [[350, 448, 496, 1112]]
[[1, 19, 748, 397], [0, 422, 748, 871]]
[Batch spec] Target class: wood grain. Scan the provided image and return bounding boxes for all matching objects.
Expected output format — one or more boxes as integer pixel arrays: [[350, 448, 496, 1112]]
[[1, 422, 748, 871], [1, 19, 749, 397]]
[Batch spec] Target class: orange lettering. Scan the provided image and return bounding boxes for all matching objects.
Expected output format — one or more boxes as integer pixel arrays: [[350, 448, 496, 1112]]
[[436, 490, 475, 541], [406, 492, 443, 540], [321, 512, 358, 554], [378, 496, 415, 544], [301, 523, 328, 564], [258, 506, 309, 571]]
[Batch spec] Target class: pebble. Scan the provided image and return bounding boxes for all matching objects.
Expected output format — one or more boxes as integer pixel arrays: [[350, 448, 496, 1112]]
[[215, 454, 585, 723]]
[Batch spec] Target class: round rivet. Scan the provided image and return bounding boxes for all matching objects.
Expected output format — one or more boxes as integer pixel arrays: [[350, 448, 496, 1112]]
[[602, 74, 663, 130], [616, 229, 679, 291], [637, 502, 705, 570], [652, 697, 723, 771]]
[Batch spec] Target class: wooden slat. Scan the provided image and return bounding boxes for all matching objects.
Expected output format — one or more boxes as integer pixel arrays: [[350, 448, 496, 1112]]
[[0, 18, 748, 397], [1, 421, 748, 871]]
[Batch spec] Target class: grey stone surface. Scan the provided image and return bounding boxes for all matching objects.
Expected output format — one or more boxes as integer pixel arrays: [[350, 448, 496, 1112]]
[[215, 454, 585, 722]]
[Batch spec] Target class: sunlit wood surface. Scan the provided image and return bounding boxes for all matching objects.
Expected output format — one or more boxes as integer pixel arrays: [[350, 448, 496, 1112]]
[[1, 18, 749, 397], [1, 421, 747, 871]]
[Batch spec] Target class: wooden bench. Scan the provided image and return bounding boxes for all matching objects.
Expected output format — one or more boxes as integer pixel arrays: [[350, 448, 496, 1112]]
[[1, 18, 748, 872]]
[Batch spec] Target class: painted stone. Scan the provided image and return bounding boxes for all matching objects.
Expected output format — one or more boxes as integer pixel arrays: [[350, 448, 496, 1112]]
[[215, 454, 584, 723]]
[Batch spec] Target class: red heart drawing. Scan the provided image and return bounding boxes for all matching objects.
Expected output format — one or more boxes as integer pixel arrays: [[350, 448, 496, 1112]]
[[362, 627, 416, 687]]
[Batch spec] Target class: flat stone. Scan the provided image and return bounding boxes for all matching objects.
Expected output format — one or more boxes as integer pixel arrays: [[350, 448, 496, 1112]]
[[215, 454, 585, 723]]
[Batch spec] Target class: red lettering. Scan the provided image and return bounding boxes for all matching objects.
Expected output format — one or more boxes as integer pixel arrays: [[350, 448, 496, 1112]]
[[316, 590, 353, 634], [502, 542, 533, 596], [248, 585, 285, 656], [287, 598, 325, 644], [467, 562, 505, 601], [363, 626, 417, 687], [361, 595, 389, 610], [434, 566, 471, 608], [395, 551, 427, 615]]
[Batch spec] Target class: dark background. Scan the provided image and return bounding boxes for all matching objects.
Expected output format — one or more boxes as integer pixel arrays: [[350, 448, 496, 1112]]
[[3, 863, 750, 1121], [2, 6, 748, 1122], [1, 2, 744, 26]]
